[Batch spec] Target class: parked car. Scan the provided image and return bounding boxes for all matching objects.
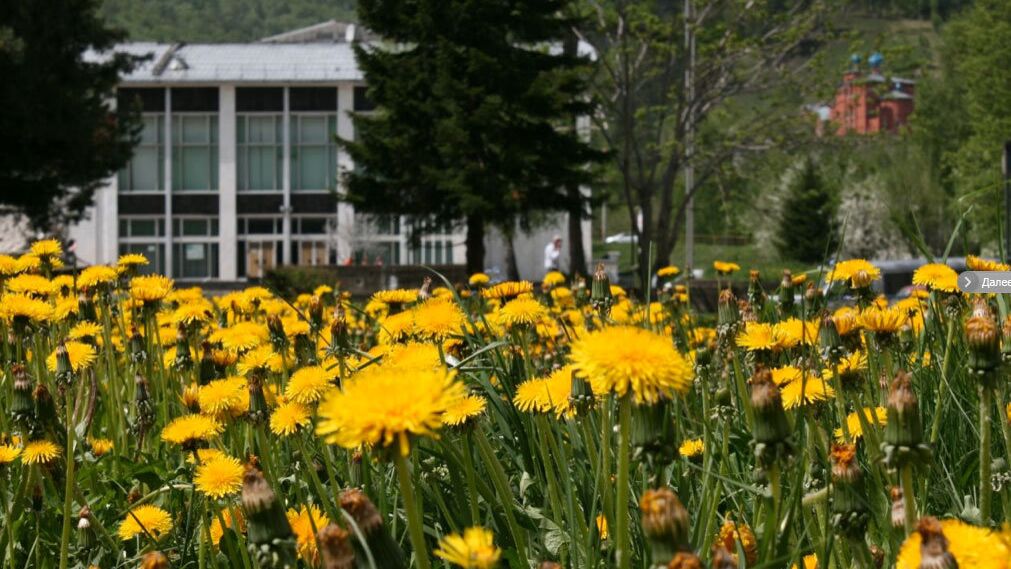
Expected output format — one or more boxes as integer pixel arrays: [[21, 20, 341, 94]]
[[604, 232, 635, 245]]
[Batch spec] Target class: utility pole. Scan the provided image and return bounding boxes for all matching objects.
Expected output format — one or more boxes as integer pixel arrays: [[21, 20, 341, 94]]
[[684, 0, 696, 272]]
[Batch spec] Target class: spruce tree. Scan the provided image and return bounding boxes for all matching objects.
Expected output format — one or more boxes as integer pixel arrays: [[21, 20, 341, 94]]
[[341, 0, 599, 273], [776, 158, 837, 264]]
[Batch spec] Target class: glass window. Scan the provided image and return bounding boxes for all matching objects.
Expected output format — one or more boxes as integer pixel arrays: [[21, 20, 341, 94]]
[[172, 217, 218, 237], [238, 115, 283, 191], [172, 242, 219, 279], [118, 243, 165, 275], [290, 114, 337, 191], [295, 217, 330, 235], [238, 240, 283, 278], [172, 114, 219, 192], [118, 114, 164, 192], [240, 217, 282, 235], [120, 217, 165, 238]]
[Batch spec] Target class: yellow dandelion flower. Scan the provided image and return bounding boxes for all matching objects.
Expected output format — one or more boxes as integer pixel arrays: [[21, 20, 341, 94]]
[[413, 298, 466, 340], [0, 293, 53, 323], [896, 518, 1009, 569], [736, 322, 777, 352], [967, 255, 1010, 272], [316, 364, 464, 456], [469, 273, 490, 286], [22, 440, 60, 465], [378, 310, 415, 343], [286, 505, 329, 565], [236, 345, 283, 376], [772, 318, 820, 348], [713, 261, 741, 275], [482, 281, 533, 300], [46, 341, 97, 373], [513, 366, 576, 418], [716, 519, 758, 566], [78, 265, 119, 289], [118, 504, 173, 541], [569, 326, 693, 403], [194, 454, 244, 499], [497, 297, 549, 328], [269, 402, 311, 436], [172, 301, 213, 325], [596, 514, 609, 540], [130, 275, 173, 303], [187, 448, 226, 465], [210, 321, 268, 352], [68, 321, 103, 340], [779, 374, 835, 409], [88, 438, 114, 457], [14, 254, 41, 273], [444, 394, 487, 426], [912, 263, 959, 293], [117, 253, 149, 267], [790, 555, 818, 569], [859, 306, 907, 334], [831, 307, 861, 336], [657, 265, 680, 278], [30, 239, 62, 258], [679, 438, 704, 458], [0, 444, 21, 464], [0, 255, 16, 276], [286, 366, 335, 405], [160, 415, 222, 446], [828, 259, 880, 287], [610, 285, 627, 298], [370, 288, 418, 305], [198, 377, 248, 416], [434, 527, 501, 569], [6, 274, 57, 296], [209, 508, 245, 545], [543, 271, 566, 287], [834, 407, 887, 441]]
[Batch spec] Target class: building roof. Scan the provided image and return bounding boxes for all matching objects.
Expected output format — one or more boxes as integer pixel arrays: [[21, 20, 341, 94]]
[[89, 42, 363, 84], [259, 20, 379, 44]]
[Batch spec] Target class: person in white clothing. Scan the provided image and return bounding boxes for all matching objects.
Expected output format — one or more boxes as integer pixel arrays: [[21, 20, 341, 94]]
[[544, 234, 562, 273]]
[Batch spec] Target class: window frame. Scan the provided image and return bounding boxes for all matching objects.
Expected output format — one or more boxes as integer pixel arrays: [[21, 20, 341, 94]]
[[171, 112, 219, 193]]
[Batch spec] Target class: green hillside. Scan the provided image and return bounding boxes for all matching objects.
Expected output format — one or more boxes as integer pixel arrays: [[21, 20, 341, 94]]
[[99, 0, 356, 42]]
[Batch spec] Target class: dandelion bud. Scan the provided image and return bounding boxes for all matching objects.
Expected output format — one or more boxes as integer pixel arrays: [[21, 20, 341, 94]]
[[130, 327, 147, 364], [127, 486, 142, 504], [819, 317, 845, 364], [419, 276, 432, 301], [12, 363, 36, 428], [33, 384, 62, 444], [591, 263, 612, 315], [750, 368, 793, 468], [246, 372, 270, 426], [779, 270, 795, 314], [889, 487, 905, 529], [77, 290, 97, 322], [804, 283, 824, 314], [54, 342, 73, 388], [132, 374, 155, 443], [317, 524, 355, 569], [330, 306, 350, 355], [198, 342, 216, 385], [308, 296, 324, 333], [882, 371, 931, 468], [850, 269, 875, 290], [340, 488, 406, 568], [31, 484, 43, 513], [966, 299, 999, 385], [181, 383, 200, 412], [830, 443, 868, 538], [267, 315, 287, 351], [569, 369, 594, 413], [242, 464, 298, 569], [173, 326, 192, 372], [140, 551, 170, 569], [717, 289, 738, 328], [916, 517, 957, 569], [714, 520, 757, 567], [77, 506, 96, 551], [668, 552, 703, 569], [294, 333, 316, 367], [1001, 315, 1011, 363], [633, 400, 676, 465], [747, 270, 765, 310], [538, 563, 562, 569], [640, 487, 691, 562]]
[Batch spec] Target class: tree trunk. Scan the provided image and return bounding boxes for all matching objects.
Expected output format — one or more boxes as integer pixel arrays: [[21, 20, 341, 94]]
[[505, 231, 520, 281], [465, 214, 485, 275], [567, 183, 588, 277]]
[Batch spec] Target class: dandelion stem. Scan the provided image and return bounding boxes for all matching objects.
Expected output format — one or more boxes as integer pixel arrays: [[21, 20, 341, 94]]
[[900, 464, 917, 533], [614, 395, 633, 569], [980, 384, 993, 523], [462, 432, 480, 525], [929, 320, 956, 444], [393, 451, 431, 569], [58, 392, 77, 569]]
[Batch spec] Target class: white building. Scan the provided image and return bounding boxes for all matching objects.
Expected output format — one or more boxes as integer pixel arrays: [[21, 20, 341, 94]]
[[68, 24, 590, 283]]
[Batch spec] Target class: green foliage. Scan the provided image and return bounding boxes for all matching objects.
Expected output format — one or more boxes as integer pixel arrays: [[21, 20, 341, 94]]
[[776, 159, 837, 263], [0, 0, 144, 230], [342, 0, 600, 272], [98, 0, 356, 42]]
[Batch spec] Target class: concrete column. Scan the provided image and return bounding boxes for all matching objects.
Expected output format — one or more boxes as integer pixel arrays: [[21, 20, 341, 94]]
[[218, 85, 238, 280], [336, 83, 355, 263], [282, 87, 292, 264], [99, 183, 118, 264], [164, 88, 174, 277]]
